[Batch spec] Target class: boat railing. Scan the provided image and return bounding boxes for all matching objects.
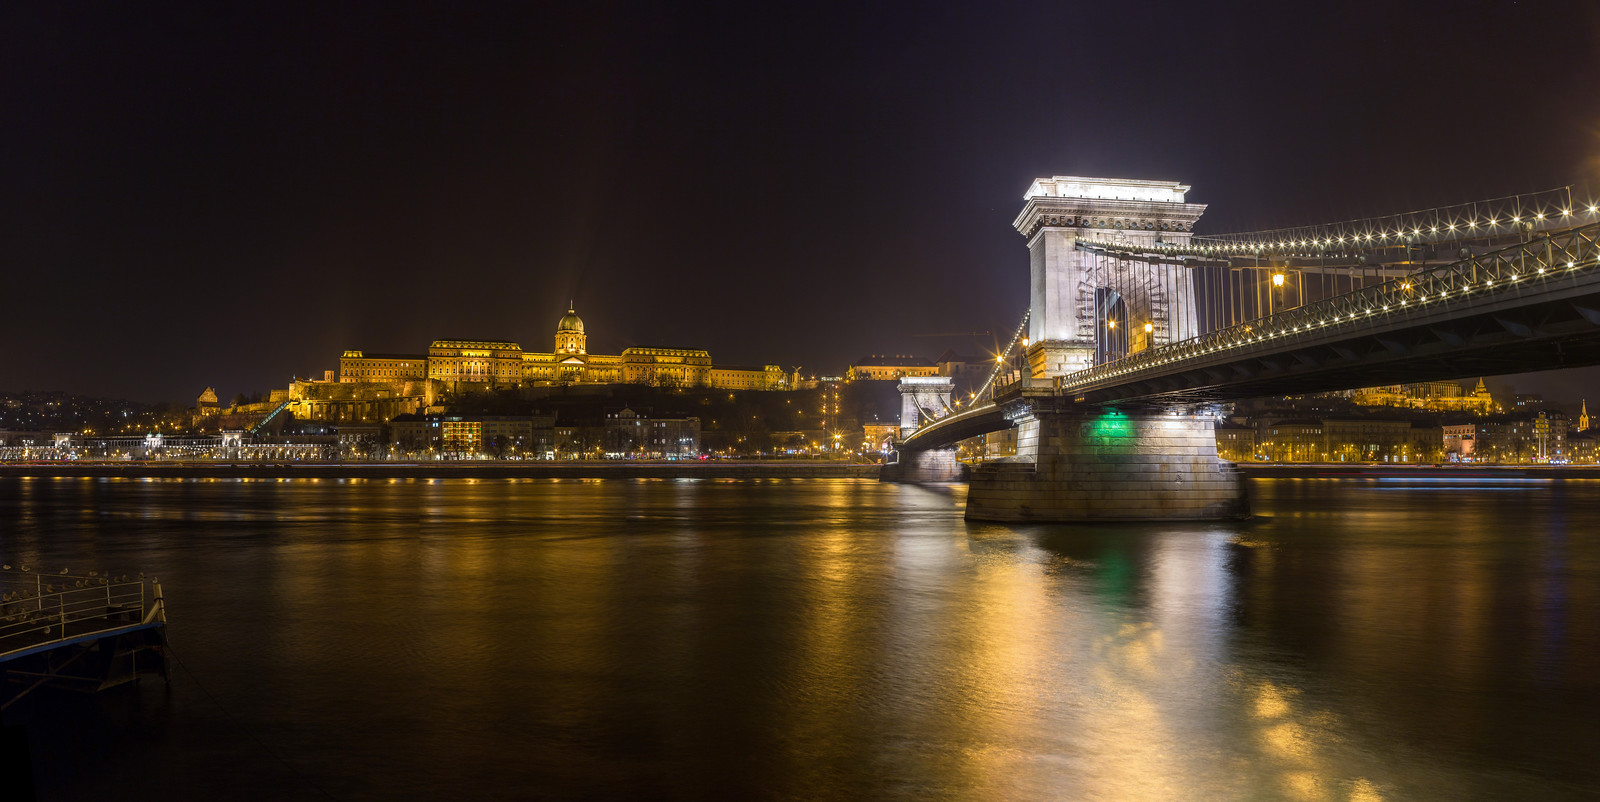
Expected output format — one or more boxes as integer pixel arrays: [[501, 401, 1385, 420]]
[[0, 568, 164, 659]]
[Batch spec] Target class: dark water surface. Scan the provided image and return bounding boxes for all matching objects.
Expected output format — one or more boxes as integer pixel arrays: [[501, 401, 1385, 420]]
[[3, 475, 1598, 800]]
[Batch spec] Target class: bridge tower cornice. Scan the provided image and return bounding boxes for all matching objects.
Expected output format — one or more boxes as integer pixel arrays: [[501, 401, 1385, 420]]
[[1014, 176, 1207, 242], [1015, 196, 1208, 243]]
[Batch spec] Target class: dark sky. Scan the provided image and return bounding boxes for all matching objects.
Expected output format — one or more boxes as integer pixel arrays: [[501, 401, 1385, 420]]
[[5, 1, 1600, 404]]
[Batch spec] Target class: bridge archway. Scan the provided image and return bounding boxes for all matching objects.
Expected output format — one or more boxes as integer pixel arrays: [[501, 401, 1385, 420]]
[[1094, 287, 1128, 364]]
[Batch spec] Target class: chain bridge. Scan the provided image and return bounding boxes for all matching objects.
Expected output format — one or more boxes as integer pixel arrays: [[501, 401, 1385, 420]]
[[886, 178, 1600, 522]]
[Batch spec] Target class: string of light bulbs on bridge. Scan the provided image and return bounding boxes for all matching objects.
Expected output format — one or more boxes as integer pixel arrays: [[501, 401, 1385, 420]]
[[963, 309, 1031, 406], [1065, 223, 1600, 391], [1077, 187, 1598, 260], [1175, 197, 1598, 257]]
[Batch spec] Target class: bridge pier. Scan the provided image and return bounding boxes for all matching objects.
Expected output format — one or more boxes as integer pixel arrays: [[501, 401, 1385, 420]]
[[881, 447, 965, 484], [882, 376, 964, 484], [966, 402, 1246, 522]]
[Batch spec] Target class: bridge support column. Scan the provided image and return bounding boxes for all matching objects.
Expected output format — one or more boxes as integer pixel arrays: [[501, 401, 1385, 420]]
[[898, 376, 954, 438], [883, 375, 964, 483], [881, 447, 965, 484], [966, 402, 1246, 522]]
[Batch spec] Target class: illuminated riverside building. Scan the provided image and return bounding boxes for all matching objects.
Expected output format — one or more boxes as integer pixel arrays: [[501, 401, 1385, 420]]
[[603, 407, 701, 459], [1462, 411, 1569, 463], [339, 305, 788, 393], [1253, 419, 1443, 463], [846, 355, 940, 381], [1215, 421, 1256, 462], [1349, 378, 1497, 414]]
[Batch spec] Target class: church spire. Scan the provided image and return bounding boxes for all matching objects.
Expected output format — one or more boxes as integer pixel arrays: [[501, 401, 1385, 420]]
[[1582, 399, 1590, 432]]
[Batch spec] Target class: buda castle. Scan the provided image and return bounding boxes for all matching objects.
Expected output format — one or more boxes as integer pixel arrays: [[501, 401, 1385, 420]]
[[339, 305, 788, 392]]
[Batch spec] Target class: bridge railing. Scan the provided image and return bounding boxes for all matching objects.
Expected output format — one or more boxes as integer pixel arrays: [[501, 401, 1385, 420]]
[[1060, 222, 1600, 393]]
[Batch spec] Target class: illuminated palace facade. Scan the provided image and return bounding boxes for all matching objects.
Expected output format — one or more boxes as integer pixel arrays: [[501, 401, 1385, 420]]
[[339, 305, 788, 392]]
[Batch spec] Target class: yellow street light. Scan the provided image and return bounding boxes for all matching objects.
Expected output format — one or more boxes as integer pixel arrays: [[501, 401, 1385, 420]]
[[1143, 322, 1154, 333], [1272, 273, 1285, 287], [1107, 319, 1116, 329]]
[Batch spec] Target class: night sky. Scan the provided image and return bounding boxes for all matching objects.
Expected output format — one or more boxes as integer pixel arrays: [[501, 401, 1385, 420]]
[[5, 1, 1599, 403]]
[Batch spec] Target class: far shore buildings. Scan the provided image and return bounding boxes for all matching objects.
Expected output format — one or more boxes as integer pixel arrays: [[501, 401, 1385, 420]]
[[846, 352, 994, 396], [224, 305, 793, 426], [1348, 378, 1497, 414], [340, 305, 789, 394], [188, 306, 792, 430]]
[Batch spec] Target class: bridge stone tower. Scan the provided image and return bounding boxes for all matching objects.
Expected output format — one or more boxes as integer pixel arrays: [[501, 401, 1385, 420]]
[[954, 176, 1245, 522], [898, 376, 954, 438], [1015, 177, 1206, 379], [883, 376, 963, 482]]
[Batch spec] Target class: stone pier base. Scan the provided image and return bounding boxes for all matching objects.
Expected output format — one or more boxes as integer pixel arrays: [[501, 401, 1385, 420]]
[[881, 448, 965, 484], [966, 405, 1247, 522]]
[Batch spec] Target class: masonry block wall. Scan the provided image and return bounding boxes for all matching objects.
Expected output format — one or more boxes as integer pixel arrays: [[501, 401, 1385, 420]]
[[881, 448, 965, 484], [966, 406, 1247, 522]]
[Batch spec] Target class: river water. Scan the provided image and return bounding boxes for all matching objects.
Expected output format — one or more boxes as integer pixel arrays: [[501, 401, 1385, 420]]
[[2, 474, 1598, 800]]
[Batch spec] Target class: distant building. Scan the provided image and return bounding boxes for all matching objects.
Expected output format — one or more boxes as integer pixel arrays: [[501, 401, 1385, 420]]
[[389, 414, 443, 452], [1215, 421, 1256, 462], [338, 352, 429, 383], [604, 407, 700, 459], [427, 340, 527, 389], [707, 365, 788, 391], [196, 387, 221, 417], [340, 305, 785, 394], [1255, 417, 1442, 463], [935, 351, 992, 396], [0, 430, 54, 448], [1323, 419, 1441, 463], [389, 413, 555, 458], [439, 414, 556, 457], [1474, 411, 1568, 463], [847, 355, 939, 381], [1580, 399, 1590, 432], [285, 376, 433, 425], [1351, 378, 1495, 414], [1568, 431, 1599, 464], [335, 423, 384, 459], [1443, 423, 1477, 462], [1255, 419, 1323, 462]]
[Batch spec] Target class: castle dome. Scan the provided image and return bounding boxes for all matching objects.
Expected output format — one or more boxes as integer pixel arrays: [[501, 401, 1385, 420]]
[[557, 303, 584, 333]]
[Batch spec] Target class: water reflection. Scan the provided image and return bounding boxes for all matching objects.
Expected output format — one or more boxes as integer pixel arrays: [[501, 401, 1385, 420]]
[[1, 476, 1598, 799]]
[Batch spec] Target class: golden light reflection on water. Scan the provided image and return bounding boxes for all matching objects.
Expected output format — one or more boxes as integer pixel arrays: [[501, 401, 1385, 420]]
[[4, 476, 1599, 798]]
